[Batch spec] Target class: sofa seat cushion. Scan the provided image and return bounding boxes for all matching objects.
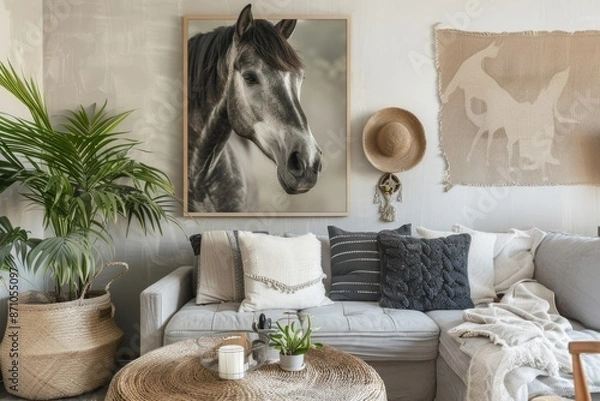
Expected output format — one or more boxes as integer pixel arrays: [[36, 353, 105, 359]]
[[164, 300, 439, 364], [163, 301, 297, 345], [427, 309, 471, 384], [427, 310, 600, 397], [300, 301, 440, 362]]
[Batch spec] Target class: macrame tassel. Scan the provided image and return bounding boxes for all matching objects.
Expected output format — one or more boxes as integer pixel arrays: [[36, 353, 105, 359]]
[[380, 192, 396, 222], [396, 181, 403, 202], [375, 173, 402, 222], [373, 184, 381, 204]]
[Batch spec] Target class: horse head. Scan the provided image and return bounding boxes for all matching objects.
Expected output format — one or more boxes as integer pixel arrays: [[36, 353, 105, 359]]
[[225, 4, 322, 194]]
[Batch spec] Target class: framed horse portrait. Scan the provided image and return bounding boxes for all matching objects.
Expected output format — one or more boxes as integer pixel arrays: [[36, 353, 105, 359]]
[[183, 5, 350, 216]]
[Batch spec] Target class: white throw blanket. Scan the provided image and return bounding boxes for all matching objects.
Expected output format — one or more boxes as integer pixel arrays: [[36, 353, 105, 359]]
[[449, 280, 600, 401]]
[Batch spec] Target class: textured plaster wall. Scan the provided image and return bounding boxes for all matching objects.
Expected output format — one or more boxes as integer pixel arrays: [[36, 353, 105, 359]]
[[0, 0, 46, 338], [2, 0, 600, 356], [0, 0, 44, 232]]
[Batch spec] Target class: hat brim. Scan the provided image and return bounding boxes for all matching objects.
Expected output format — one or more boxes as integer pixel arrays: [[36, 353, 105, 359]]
[[362, 107, 426, 173]]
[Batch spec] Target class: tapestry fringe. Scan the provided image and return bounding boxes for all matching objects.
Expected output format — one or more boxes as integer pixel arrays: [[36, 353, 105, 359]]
[[434, 26, 455, 193]]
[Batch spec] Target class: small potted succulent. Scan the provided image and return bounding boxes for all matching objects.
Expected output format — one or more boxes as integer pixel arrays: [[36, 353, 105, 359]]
[[268, 314, 322, 371]]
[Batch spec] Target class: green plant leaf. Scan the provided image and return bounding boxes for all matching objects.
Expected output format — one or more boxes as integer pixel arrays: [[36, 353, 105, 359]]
[[0, 61, 181, 300], [268, 315, 322, 356]]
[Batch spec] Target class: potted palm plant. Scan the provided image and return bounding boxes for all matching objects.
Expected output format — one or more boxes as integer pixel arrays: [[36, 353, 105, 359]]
[[268, 314, 322, 372], [0, 61, 176, 399]]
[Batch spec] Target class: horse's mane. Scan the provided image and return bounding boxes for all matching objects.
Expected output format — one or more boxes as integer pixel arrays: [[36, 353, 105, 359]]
[[188, 26, 233, 111], [239, 20, 303, 73], [188, 20, 303, 111]]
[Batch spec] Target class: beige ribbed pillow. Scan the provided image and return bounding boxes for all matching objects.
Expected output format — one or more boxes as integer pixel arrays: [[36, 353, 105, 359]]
[[195, 231, 245, 304], [238, 232, 332, 312]]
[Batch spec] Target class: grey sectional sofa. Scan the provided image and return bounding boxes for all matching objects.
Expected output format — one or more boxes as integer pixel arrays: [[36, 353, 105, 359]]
[[140, 231, 600, 401]]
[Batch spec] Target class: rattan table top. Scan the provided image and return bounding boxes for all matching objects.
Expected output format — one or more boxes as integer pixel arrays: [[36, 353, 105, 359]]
[[105, 340, 387, 401]]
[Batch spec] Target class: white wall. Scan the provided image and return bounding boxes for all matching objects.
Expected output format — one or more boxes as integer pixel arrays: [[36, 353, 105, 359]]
[[0, 0, 44, 232], [0, 0, 47, 337], [2, 0, 597, 356]]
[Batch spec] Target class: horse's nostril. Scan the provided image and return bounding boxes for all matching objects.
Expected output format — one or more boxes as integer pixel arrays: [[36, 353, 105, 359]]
[[287, 151, 305, 176], [313, 159, 322, 174]]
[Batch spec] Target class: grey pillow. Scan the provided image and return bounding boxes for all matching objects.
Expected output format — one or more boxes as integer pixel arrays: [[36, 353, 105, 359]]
[[327, 224, 411, 301], [534, 231, 600, 330], [189, 234, 202, 296], [378, 231, 473, 311]]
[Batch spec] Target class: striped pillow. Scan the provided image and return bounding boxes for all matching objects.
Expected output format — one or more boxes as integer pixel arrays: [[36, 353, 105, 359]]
[[190, 230, 267, 301], [194, 231, 247, 304], [327, 224, 412, 301]]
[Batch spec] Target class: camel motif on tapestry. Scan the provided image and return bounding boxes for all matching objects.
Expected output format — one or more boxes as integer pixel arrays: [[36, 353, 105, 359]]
[[441, 42, 576, 181]]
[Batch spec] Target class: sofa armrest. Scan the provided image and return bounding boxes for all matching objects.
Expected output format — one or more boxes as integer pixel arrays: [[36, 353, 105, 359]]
[[140, 265, 194, 355]]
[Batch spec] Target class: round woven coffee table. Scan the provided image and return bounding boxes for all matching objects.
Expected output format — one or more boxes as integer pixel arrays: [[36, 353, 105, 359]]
[[106, 340, 387, 400]]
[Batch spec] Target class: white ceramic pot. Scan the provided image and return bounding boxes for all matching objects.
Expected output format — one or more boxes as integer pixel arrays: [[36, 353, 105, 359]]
[[279, 353, 305, 371]]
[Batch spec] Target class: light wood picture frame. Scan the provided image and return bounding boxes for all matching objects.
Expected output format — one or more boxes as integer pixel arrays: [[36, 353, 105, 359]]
[[183, 8, 350, 217]]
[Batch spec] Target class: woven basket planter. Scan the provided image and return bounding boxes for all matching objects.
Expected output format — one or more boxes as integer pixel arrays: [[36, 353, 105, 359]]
[[0, 264, 126, 400]]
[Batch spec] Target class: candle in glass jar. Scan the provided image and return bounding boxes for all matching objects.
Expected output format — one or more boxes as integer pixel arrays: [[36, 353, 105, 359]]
[[218, 345, 245, 380]]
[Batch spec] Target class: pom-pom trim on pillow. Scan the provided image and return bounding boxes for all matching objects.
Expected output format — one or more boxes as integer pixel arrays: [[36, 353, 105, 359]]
[[238, 232, 332, 312]]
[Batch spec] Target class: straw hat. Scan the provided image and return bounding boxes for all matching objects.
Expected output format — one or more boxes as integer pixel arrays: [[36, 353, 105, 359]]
[[362, 107, 426, 173]]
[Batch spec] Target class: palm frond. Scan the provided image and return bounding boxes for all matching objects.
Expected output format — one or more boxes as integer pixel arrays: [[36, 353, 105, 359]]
[[0, 61, 180, 300], [0, 63, 52, 130], [0, 216, 38, 273]]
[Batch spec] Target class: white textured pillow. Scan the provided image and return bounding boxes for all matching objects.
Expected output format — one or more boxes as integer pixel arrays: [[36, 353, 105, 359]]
[[453, 225, 546, 295], [416, 226, 496, 305], [238, 232, 332, 312]]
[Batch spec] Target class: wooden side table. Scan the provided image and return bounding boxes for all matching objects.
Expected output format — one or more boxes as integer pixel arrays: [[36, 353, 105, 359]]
[[106, 340, 387, 400]]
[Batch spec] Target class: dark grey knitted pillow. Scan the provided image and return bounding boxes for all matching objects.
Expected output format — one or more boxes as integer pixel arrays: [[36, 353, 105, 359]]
[[377, 231, 473, 311], [328, 224, 412, 301]]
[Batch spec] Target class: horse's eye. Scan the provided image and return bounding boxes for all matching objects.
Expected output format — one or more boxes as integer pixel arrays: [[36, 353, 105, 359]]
[[242, 72, 258, 85]]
